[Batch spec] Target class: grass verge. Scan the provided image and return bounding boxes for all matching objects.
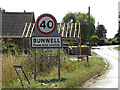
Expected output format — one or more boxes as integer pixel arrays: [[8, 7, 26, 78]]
[[91, 51, 98, 56], [115, 45, 120, 50], [6, 54, 106, 88]]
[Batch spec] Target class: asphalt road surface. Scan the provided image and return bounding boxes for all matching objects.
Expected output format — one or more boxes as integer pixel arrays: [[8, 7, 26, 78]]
[[90, 45, 119, 89]]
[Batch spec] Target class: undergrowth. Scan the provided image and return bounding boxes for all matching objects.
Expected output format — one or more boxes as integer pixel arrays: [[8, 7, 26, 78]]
[[4, 55, 105, 88], [1, 36, 106, 88], [2, 47, 106, 88], [2, 49, 66, 88]]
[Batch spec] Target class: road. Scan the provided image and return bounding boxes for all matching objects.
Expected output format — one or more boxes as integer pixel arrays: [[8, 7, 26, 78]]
[[90, 45, 119, 89]]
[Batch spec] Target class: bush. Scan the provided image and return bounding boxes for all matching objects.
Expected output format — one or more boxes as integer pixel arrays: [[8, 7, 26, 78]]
[[91, 35, 98, 46], [2, 36, 21, 55]]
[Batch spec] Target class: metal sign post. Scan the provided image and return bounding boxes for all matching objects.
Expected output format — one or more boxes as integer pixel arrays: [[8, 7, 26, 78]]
[[58, 49, 60, 80], [34, 49, 36, 81], [13, 65, 30, 87]]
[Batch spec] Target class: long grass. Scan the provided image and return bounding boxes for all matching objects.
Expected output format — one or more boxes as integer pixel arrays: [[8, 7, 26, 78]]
[[25, 57, 105, 88], [2, 49, 62, 88], [2, 51, 106, 88], [2, 53, 33, 87]]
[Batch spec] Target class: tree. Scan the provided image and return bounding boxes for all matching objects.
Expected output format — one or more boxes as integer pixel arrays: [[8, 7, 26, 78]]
[[62, 12, 95, 44], [0, 7, 5, 12], [76, 13, 95, 24], [62, 12, 95, 24], [115, 27, 120, 42], [96, 24, 107, 39], [91, 35, 98, 45], [62, 12, 76, 23]]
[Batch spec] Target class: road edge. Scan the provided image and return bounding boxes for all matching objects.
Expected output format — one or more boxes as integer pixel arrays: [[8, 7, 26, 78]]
[[81, 56, 108, 88]]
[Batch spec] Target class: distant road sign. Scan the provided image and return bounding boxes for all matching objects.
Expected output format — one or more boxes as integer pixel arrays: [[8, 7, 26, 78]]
[[36, 14, 56, 34]]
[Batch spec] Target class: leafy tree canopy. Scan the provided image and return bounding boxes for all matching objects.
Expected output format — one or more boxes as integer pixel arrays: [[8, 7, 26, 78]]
[[95, 24, 107, 39], [62, 12, 95, 24], [62, 12, 95, 44]]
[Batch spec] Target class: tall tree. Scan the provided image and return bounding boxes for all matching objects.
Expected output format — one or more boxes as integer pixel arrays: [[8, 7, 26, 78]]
[[96, 24, 107, 39], [62, 12, 95, 24], [62, 12, 76, 23], [62, 12, 95, 43], [0, 7, 5, 12], [115, 27, 120, 42]]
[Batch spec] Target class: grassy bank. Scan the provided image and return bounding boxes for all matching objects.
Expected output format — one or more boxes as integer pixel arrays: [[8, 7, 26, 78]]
[[2, 51, 106, 88], [115, 45, 120, 50]]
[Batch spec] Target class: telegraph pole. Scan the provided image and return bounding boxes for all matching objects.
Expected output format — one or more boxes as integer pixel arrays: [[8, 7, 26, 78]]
[[88, 6, 91, 55]]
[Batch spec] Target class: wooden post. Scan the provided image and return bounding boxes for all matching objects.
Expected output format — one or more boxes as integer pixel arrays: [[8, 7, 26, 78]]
[[22, 37, 24, 50], [80, 24, 82, 56], [77, 38, 79, 51], [80, 37, 81, 56], [87, 56, 89, 62], [88, 6, 91, 55]]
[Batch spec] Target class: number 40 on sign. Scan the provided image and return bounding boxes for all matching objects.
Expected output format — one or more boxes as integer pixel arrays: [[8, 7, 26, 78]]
[[37, 14, 56, 34]]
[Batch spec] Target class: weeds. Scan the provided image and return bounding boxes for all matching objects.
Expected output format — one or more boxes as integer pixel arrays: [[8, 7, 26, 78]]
[[2, 49, 66, 88], [2, 53, 33, 87], [2, 49, 106, 88]]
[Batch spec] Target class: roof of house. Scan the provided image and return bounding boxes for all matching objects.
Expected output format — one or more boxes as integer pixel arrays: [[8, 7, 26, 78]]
[[2, 11, 35, 37]]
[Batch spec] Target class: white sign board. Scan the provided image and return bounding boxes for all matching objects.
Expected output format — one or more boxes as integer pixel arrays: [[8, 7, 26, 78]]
[[31, 36, 62, 48]]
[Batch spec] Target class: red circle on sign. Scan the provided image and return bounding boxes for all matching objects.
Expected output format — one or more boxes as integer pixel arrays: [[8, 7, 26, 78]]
[[37, 14, 56, 34]]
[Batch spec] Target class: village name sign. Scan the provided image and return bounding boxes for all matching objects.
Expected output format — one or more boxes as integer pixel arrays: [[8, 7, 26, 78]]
[[31, 13, 62, 80], [31, 13, 62, 48]]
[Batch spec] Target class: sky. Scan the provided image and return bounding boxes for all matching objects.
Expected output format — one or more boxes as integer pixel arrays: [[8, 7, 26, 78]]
[[0, 0, 119, 38]]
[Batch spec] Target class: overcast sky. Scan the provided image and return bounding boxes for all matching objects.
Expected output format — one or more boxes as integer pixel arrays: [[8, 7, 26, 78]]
[[0, 0, 119, 38]]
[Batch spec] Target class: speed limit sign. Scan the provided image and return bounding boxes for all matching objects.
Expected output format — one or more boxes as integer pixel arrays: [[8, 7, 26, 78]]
[[32, 13, 62, 48], [32, 13, 62, 81], [36, 14, 57, 34]]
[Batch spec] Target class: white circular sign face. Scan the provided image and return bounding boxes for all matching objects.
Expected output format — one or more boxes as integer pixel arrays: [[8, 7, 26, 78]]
[[37, 14, 56, 34]]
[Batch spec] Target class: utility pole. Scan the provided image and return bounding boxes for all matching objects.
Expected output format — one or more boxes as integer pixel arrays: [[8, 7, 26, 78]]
[[88, 6, 91, 55]]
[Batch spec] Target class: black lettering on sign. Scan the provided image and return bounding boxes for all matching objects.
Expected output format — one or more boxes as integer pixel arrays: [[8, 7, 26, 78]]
[[33, 39, 36, 43], [39, 20, 54, 29], [40, 21, 46, 28], [47, 21, 53, 28]]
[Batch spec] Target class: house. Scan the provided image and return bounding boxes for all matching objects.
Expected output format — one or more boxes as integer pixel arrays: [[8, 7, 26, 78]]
[[0, 10, 35, 49]]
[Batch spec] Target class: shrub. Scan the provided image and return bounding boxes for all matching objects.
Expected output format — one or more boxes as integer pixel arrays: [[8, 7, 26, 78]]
[[2, 36, 21, 55]]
